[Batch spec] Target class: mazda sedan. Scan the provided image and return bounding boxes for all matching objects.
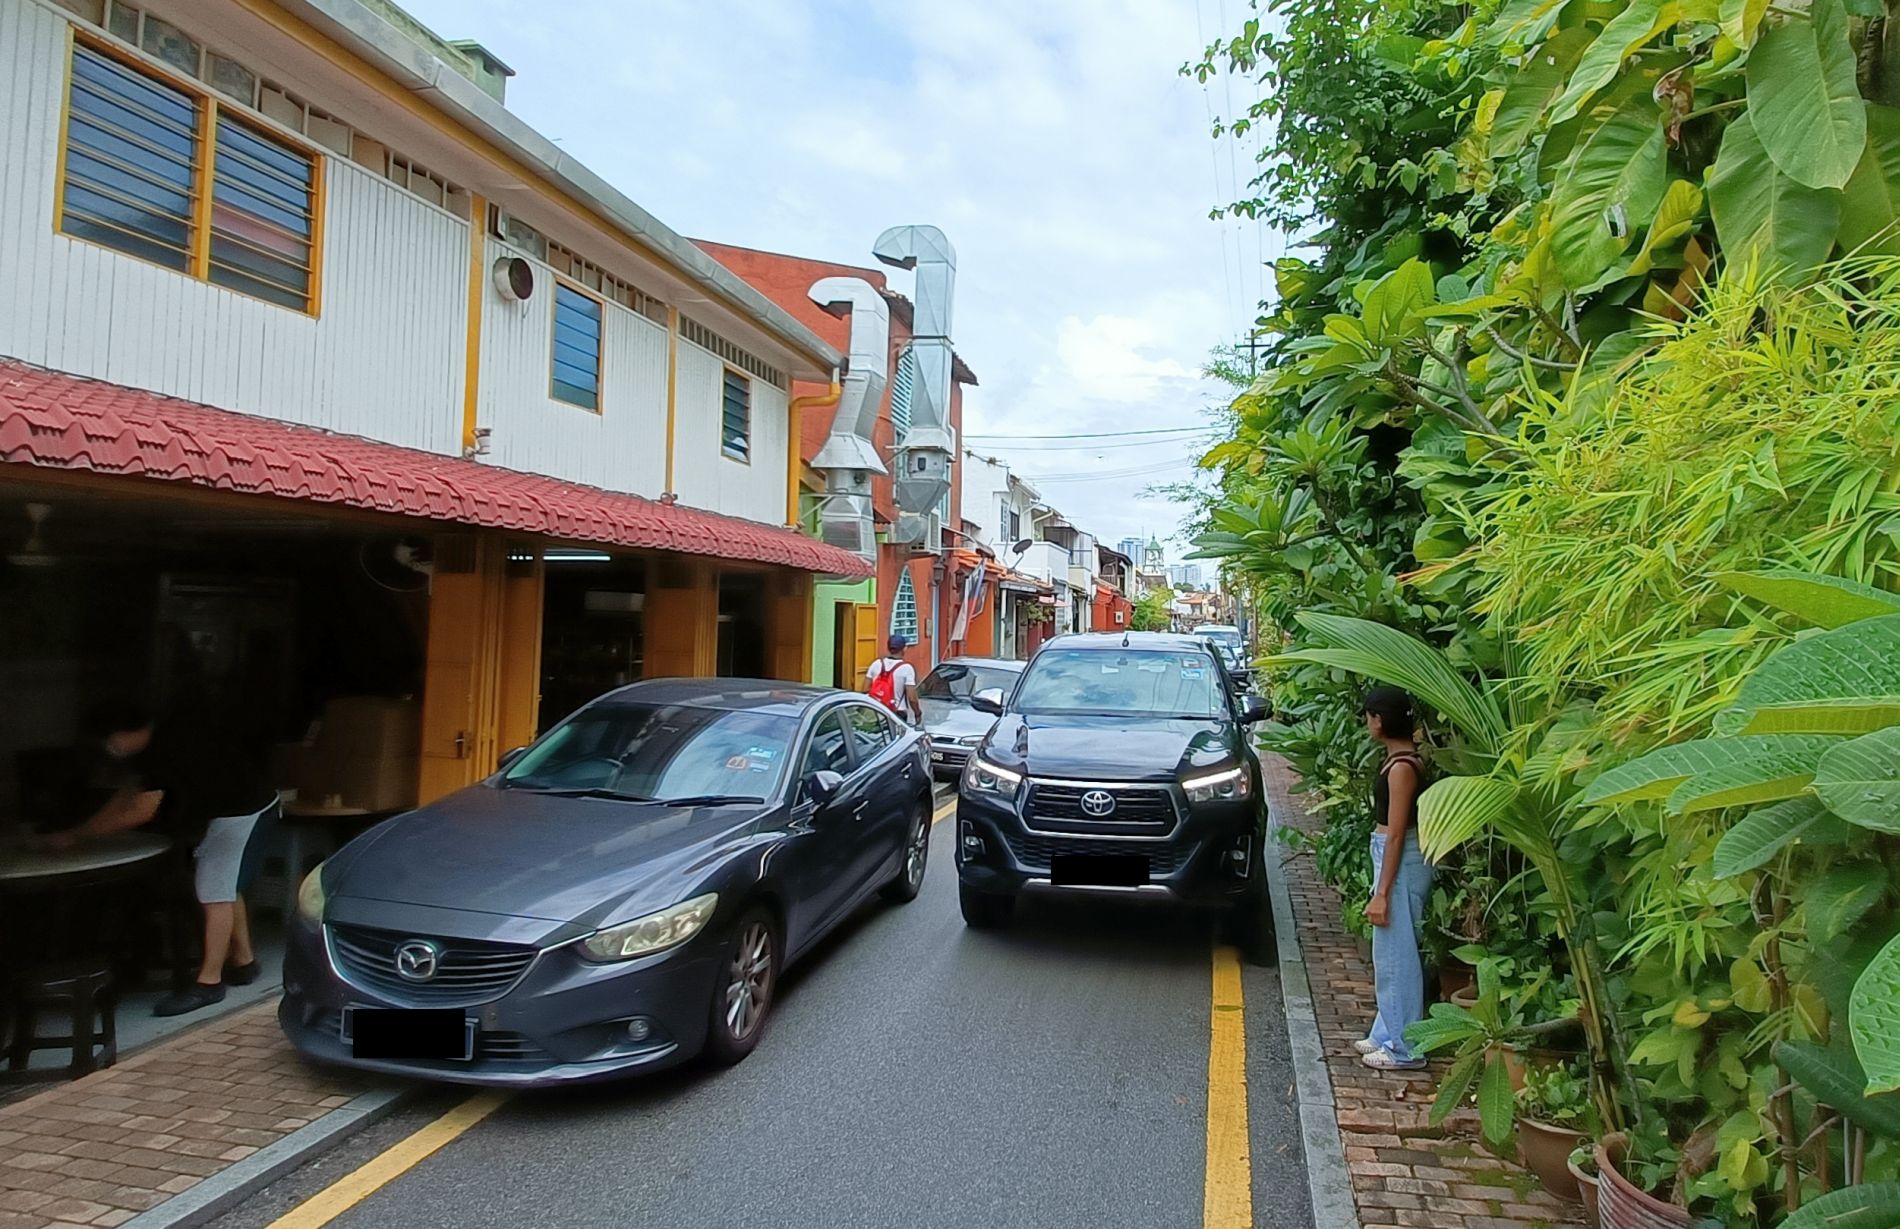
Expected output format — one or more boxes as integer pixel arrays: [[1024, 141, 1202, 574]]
[[279, 679, 934, 1086]]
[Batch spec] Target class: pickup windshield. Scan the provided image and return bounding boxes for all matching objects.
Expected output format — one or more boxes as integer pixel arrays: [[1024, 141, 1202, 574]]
[[502, 703, 796, 802], [1012, 649, 1226, 719]]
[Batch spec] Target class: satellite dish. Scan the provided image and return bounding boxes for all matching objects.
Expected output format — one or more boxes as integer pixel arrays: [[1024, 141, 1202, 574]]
[[492, 256, 535, 302], [7, 503, 56, 568]]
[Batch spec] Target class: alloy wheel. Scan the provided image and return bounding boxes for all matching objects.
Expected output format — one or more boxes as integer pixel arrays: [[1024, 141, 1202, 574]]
[[905, 812, 929, 887], [723, 921, 773, 1040]]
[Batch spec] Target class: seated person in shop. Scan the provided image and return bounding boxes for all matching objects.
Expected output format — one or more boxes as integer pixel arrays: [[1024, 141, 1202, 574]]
[[40, 692, 278, 1017]]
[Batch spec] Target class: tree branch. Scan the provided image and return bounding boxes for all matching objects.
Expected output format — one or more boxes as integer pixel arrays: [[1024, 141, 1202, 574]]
[[1530, 303, 1585, 358], [1484, 326, 1580, 372]]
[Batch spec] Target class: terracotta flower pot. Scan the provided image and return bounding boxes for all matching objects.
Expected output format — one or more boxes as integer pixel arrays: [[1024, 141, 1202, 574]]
[[1450, 984, 1479, 1009], [1516, 1118, 1586, 1201], [1437, 958, 1476, 1001], [1570, 1155, 1602, 1228], [1595, 1135, 1698, 1229]]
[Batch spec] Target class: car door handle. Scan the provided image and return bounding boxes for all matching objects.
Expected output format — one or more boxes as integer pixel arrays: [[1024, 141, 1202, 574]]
[[852, 800, 868, 821]]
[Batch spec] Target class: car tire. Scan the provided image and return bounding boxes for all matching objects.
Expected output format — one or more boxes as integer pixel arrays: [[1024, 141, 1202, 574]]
[[880, 800, 931, 904], [1228, 860, 1277, 968], [958, 880, 1014, 929], [703, 907, 779, 1066]]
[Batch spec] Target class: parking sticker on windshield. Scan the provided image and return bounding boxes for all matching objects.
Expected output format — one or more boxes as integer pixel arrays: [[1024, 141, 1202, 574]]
[[1181, 669, 1204, 680]]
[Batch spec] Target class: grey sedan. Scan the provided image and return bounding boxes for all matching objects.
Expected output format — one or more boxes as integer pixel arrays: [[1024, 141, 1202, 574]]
[[279, 679, 933, 1086], [919, 657, 1026, 781]]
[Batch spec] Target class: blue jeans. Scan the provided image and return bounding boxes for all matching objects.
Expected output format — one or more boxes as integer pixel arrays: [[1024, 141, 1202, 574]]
[[1367, 830, 1433, 1061]]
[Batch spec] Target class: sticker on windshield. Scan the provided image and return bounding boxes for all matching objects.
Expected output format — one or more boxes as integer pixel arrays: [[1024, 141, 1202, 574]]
[[745, 746, 778, 760], [1181, 669, 1205, 680]]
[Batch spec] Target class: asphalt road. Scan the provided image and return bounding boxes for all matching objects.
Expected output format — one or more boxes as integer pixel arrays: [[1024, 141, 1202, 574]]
[[213, 788, 1310, 1229]]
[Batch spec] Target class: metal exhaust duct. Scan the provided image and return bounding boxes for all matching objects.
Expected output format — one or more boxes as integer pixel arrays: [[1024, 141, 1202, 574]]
[[807, 276, 889, 560], [873, 225, 955, 551]]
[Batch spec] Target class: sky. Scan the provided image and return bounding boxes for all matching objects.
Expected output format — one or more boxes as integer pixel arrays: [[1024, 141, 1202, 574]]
[[402, 0, 1280, 560]]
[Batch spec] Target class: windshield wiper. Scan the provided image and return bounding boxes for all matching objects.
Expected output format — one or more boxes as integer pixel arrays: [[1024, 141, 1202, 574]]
[[527, 787, 659, 802], [653, 794, 765, 807]]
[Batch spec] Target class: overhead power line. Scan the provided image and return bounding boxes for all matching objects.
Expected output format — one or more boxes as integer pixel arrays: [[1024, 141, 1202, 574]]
[[965, 426, 1206, 441]]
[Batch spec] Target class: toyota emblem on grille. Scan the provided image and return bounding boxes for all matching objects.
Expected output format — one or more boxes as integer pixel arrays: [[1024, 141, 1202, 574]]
[[1080, 789, 1117, 817], [394, 940, 441, 982]]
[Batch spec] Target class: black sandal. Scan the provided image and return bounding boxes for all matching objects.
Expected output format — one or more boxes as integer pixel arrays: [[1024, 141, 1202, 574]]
[[153, 982, 226, 1017], [224, 960, 262, 986]]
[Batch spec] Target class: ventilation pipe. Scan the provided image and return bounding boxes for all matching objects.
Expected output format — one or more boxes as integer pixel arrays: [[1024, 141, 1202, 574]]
[[806, 276, 889, 560], [873, 225, 955, 552]]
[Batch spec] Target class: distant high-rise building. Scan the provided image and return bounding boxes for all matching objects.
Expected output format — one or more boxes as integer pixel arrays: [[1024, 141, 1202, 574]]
[[1167, 563, 1204, 591], [1117, 536, 1146, 564]]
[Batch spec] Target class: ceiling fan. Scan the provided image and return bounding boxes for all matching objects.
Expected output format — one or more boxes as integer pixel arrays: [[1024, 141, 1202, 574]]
[[7, 503, 56, 568]]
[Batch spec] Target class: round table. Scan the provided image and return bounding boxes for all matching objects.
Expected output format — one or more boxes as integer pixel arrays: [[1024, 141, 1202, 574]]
[[0, 832, 173, 891]]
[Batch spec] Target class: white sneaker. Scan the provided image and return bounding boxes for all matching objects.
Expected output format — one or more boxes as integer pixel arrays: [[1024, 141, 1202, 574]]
[[1361, 1048, 1427, 1071], [1353, 1038, 1378, 1055]]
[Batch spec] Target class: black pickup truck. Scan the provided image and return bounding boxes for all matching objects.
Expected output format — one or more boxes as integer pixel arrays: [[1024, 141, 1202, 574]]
[[952, 631, 1274, 963]]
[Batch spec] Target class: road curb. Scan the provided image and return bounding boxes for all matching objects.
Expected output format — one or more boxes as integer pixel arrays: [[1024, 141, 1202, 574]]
[[1264, 806, 1362, 1229], [120, 1084, 411, 1229]]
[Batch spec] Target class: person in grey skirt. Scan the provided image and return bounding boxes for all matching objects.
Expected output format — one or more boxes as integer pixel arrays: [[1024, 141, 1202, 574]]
[[49, 693, 277, 1017]]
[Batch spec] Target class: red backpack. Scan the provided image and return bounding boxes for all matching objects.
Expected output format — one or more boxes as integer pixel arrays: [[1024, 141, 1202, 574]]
[[868, 658, 900, 712]]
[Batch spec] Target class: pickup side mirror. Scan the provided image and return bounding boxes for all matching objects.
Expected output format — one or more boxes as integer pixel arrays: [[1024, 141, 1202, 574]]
[[970, 688, 1005, 716], [804, 769, 845, 806], [1241, 695, 1272, 724], [497, 746, 529, 771]]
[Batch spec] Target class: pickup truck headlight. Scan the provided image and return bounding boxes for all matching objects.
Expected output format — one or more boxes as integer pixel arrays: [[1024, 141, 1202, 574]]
[[963, 755, 1023, 798], [1182, 765, 1252, 803], [580, 893, 719, 962]]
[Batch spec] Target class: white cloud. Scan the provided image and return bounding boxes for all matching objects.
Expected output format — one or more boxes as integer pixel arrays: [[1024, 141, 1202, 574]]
[[403, 0, 1270, 556]]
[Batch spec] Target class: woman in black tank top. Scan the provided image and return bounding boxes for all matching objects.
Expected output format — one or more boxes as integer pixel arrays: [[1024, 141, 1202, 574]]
[[1356, 686, 1434, 1070]]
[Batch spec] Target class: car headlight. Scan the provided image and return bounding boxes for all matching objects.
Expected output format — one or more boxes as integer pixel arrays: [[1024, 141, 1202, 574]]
[[579, 893, 719, 962], [963, 755, 1023, 797], [296, 863, 327, 924], [1182, 765, 1252, 803]]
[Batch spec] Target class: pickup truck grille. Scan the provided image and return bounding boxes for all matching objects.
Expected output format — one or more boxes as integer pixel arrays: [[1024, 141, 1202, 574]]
[[1003, 831, 1187, 875], [1024, 781, 1176, 834]]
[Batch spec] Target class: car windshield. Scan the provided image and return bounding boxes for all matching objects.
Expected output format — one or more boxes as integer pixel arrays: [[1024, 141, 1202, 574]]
[[1011, 649, 1226, 719], [500, 702, 796, 802], [918, 663, 1019, 702]]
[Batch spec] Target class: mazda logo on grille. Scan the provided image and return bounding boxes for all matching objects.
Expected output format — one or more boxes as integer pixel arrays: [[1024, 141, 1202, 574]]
[[394, 940, 441, 982], [1080, 789, 1117, 817]]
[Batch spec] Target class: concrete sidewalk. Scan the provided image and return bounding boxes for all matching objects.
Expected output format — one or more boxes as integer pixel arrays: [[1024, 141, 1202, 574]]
[[0, 1000, 398, 1229], [1263, 756, 1584, 1229]]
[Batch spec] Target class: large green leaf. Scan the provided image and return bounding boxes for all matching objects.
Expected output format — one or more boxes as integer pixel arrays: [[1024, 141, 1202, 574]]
[[1841, 104, 1900, 259], [1359, 259, 1436, 345], [1812, 726, 1900, 833], [1718, 613, 1900, 736], [1779, 1182, 1900, 1229], [1580, 735, 1837, 806], [1775, 1041, 1900, 1140], [1428, 1048, 1485, 1126], [1716, 568, 1900, 629], [1622, 179, 1704, 279], [1853, 935, 1900, 1094], [1284, 613, 1509, 751], [1720, 0, 1767, 47], [1417, 775, 1521, 862], [1709, 114, 1843, 285], [1478, 1049, 1515, 1146], [1807, 863, 1892, 943], [1549, 0, 1679, 123], [1711, 796, 1829, 878], [1744, 0, 1868, 190], [1491, 28, 1596, 157], [1549, 101, 1669, 285], [1666, 739, 1837, 813]]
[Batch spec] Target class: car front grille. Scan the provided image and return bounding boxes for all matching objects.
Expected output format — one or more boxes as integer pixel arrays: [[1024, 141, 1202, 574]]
[[1002, 831, 1187, 875], [327, 925, 537, 1005], [1024, 781, 1177, 834]]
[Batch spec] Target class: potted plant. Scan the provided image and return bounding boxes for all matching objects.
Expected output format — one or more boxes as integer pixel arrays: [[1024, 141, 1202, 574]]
[[1568, 1143, 1601, 1229], [1515, 1062, 1593, 1201], [1404, 958, 1565, 1145], [1593, 1132, 1701, 1229]]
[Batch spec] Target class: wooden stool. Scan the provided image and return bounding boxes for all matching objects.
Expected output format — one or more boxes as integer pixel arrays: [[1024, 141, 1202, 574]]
[[7, 959, 117, 1077]]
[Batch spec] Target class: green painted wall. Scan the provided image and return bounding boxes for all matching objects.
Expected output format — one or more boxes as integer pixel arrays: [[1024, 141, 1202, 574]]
[[810, 578, 875, 687]]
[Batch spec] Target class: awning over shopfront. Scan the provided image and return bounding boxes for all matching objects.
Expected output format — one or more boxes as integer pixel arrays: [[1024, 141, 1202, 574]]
[[0, 360, 873, 578]]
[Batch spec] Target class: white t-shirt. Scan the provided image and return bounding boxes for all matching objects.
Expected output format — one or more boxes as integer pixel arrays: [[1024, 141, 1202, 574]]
[[866, 657, 917, 711]]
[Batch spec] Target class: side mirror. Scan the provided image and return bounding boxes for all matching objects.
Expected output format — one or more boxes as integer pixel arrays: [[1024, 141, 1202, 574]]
[[497, 746, 528, 771], [1241, 695, 1271, 724], [970, 688, 1005, 716], [805, 770, 845, 806]]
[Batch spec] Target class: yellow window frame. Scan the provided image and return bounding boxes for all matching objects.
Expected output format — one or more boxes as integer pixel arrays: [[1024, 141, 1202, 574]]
[[548, 273, 606, 415], [53, 26, 326, 317]]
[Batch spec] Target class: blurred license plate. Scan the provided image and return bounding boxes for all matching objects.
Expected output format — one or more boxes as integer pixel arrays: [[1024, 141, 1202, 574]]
[[343, 1008, 474, 1060], [1050, 854, 1150, 887], [931, 750, 945, 761]]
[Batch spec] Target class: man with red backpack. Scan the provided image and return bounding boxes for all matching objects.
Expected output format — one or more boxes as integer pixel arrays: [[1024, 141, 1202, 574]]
[[865, 634, 922, 725]]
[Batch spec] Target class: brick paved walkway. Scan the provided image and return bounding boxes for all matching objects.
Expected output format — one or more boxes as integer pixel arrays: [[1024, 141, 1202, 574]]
[[0, 1000, 369, 1228], [1265, 756, 1584, 1229]]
